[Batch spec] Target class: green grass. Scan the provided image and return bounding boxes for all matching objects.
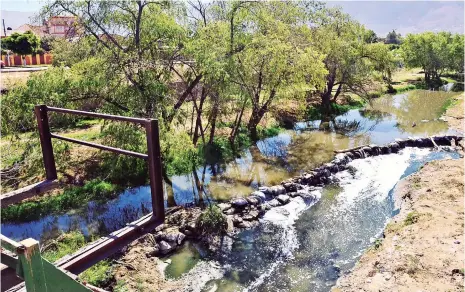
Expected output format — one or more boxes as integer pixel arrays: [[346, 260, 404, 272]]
[[440, 97, 458, 115], [42, 231, 113, 287], [404, 211, 420, 226], [1, 180, 120, 222]]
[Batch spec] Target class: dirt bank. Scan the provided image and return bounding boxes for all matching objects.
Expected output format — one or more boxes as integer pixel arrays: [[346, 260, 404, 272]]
[[443, 93, 464, 133], [333, 94, 464, 292]]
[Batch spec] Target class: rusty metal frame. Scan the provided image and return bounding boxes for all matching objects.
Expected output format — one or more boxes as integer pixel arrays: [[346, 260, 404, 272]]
[[35, 104, 165, 221]]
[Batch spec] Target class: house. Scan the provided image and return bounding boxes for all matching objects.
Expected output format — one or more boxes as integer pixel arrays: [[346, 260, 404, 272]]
[[43, 16, 77, 38], [3, 16, 77, 39]]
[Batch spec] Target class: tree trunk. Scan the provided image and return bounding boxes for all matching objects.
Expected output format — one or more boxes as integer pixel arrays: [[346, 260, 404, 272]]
[[247, 91, 275, 142], [229, 98, 247, 144]]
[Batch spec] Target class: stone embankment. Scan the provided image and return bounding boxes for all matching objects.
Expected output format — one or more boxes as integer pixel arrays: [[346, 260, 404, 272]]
[[138, 135, 462, 257]]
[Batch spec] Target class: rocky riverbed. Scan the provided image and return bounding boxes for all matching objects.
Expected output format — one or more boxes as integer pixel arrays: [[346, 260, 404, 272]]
[[111, 133, 463, 291]]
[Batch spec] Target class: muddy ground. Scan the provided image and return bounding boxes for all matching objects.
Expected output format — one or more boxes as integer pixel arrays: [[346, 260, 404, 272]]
[[333, 94, 464, 292]]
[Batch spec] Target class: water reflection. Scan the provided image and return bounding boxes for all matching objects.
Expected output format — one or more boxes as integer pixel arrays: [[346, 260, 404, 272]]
[[2, 90, 458, 242]]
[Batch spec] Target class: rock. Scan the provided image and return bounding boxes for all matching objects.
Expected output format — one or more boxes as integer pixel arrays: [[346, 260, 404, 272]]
[[270, 185, 286, 196], [161, 230, 182, 243], [243, 210, 260, 221], [223, 208, 236, 215], [288, 192, 300, 198], [268, 199, 281, 207], [159, 240, 176, 254], [262, 203, 271, 210], [231, 198, 248, 208], [218, 203, 232, 212], [282, 182, 298, 192], [237, 221, 252, 228], [388, 142, 400, 153], [177, 233, 186, 245], [155, 224, 166, 232], [226, 216, 234, 233], [232, 215, 243, 224], [246, 196, 261, 205], [251, 191, 266, 201], [154, 231, 164, 241], [276, 194, 290, 205], [258, 186, 272, 195], [183, 230, 193, 236]]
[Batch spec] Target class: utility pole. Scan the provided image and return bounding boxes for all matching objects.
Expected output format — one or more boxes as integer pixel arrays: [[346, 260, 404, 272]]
[[2, 19, 6, 36]]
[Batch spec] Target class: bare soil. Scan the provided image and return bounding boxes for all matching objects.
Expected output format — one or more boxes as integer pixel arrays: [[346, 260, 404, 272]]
[[333, 93, 465, 292]]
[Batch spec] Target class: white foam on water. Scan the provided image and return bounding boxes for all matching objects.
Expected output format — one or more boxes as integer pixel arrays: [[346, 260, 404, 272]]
[[244, 193, 322, 292], [334, 147, 431, 210], [177, 260, 225, 292]]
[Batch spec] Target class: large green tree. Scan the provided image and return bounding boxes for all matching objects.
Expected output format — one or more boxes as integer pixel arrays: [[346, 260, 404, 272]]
[[2, 31, 41, 64], [310, 8, 394, 113], [401, 32, 464, 84]]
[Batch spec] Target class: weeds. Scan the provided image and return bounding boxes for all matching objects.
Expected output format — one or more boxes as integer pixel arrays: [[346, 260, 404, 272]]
[[1, 180, 120, 222], [41, 231, 114, 287], [404, 211, 420, 226], [196, 205, 227, 235]]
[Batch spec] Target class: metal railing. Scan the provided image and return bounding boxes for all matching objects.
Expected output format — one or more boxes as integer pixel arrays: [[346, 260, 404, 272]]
[[34, 104, 165, 221]]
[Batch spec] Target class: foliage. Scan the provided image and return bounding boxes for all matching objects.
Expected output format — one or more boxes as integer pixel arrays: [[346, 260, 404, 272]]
[[42, 231, 87, 262], [385, 30, 402, 45], [2, 31, 41, 56], [196, 205, 227, 235], [50, 36, 96, 66], [401, 32, 464, 85], [404, 211, 420, 226], [79, 260, 113, 287], [1, 180, 119, 222], [41, 231, 113, 287], [311, 7, 397, 112]]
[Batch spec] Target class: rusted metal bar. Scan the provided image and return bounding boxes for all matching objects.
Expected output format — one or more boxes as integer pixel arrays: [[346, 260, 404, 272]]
[[1, 180, 60, 208], [50, 134, 148, 160], [46, 106, 148, 124], [0, 235, 22, 252], [56, 213, 162, 274], [34, 105, 57, 180], [145, 119, 165, 221]]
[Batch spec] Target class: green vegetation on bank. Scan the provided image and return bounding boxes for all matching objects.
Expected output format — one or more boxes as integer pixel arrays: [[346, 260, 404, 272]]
[[1, 180, 119, 222], [196, 205, 227, 235], [41, 231, 113, 287]]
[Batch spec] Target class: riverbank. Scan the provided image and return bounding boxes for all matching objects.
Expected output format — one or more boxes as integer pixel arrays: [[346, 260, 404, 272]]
[[333, 94, 464, 292]]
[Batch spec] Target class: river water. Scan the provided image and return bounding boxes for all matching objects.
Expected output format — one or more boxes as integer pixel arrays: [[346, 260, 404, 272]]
[[1, 89, 460, 278]]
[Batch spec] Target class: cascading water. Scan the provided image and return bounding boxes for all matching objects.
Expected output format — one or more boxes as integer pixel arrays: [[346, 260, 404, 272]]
[[165, 148, 459, 292]]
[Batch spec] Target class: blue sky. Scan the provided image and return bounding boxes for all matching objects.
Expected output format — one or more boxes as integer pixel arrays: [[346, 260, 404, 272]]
[[1, 1, 464, 37]]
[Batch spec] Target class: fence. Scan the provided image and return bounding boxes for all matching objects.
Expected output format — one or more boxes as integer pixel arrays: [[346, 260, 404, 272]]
[[1, 234, 96, 292], [2, 53, 53, 66], [1, 105, 167, 290]]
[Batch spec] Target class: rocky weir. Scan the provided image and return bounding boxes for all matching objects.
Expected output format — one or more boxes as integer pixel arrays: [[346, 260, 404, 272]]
[[138, 135, 463, 257]]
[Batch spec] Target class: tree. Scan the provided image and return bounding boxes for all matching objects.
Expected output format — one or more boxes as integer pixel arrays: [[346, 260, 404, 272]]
[[2, 31, 41, 64], [401, 32, 464, 85], [385, 29, 401, 45], [364, 29, 378, 43], [310, 8, 390, 113]]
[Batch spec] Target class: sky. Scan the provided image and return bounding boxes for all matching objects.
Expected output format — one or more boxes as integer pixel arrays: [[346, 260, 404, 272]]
[[0, 0, 464, 37]]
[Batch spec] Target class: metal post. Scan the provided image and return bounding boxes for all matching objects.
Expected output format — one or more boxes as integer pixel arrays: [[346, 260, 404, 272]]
[[17, 238, 47, 292], [34, 105, 57, 180], [145, 119, 165, 221]]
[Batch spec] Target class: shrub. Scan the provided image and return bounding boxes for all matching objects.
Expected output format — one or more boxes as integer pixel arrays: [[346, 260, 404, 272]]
[[196, 205, 227, 235], [404, 211, 420, 226]]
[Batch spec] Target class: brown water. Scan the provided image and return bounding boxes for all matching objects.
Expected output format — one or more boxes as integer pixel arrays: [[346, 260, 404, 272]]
[[2, 89, 458, 242]]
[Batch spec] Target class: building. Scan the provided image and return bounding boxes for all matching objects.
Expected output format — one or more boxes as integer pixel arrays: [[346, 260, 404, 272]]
[[3, 16, 77, 39], [43, 16, 76, 38]]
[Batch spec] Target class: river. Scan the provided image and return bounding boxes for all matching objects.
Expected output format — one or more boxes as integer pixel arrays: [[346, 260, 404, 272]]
[[1, 90, 461, 290]]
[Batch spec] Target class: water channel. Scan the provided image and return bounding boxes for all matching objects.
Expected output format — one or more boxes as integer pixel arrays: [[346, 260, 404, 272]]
[[1, 89, 461, 291]]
